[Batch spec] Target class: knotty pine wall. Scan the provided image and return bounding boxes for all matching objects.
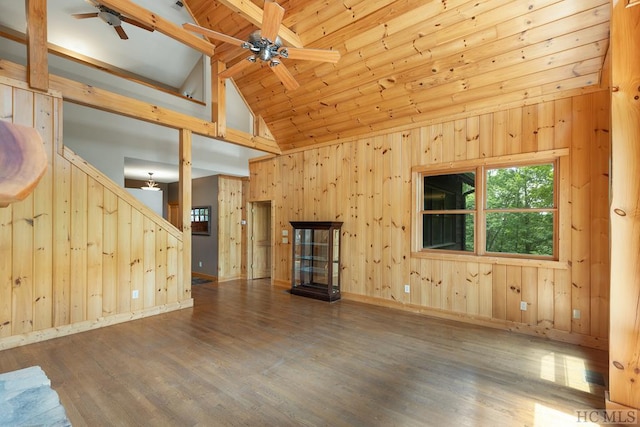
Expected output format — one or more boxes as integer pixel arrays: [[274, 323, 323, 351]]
[[0, 79, 192, 350], [249, 90, 610, 349], [217, 175, 245, 282]]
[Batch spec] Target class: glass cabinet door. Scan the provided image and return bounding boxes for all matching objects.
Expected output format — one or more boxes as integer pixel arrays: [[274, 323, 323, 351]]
[[290, 221, 342, 302]]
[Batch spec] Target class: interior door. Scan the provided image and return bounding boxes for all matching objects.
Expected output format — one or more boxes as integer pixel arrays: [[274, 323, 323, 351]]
[[251, 202, 271, 279]]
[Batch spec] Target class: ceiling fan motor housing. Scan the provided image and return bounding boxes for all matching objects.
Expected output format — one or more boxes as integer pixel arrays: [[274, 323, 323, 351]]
[[246, 30, 283, 62]]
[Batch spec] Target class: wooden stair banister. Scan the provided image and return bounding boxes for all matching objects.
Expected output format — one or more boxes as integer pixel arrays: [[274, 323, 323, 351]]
[[0, 121, 47, 207]]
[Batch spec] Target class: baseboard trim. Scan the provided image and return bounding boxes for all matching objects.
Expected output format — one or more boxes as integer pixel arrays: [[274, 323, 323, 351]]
[[341, 292, 607, 350], [0, 299, 194, 351]]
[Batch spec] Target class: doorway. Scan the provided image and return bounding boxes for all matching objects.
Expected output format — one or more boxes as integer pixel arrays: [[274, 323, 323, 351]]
[[249, 201, 272, 279]]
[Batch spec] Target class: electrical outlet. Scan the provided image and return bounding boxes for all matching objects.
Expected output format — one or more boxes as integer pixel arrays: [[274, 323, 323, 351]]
[[198, 261, 202, 267], [573, 309, 581, 319], [282, 237, 289, 244], [132, 290, 139, 299], [282, 229, 289, 236], [520, 301, 527, 311], [404, 284, 410, 293]]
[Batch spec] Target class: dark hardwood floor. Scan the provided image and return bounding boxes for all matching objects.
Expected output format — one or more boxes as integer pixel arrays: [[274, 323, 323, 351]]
[[0, 279, 608, 426]]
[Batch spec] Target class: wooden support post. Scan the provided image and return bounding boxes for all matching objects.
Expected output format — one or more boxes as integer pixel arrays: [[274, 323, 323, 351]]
[[179, 129, 192, 298], [212, 60, 226, 138], [25, 0, 48, 91], [608, 0, 640, 411]]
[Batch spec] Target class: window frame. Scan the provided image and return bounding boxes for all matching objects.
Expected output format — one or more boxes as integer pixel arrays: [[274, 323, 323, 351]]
[[412, 150, 565, 262]]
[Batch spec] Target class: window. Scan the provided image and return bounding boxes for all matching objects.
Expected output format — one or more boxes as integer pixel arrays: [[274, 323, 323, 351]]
[[417, 161, 557, 259], [191, 206, 211, 235]]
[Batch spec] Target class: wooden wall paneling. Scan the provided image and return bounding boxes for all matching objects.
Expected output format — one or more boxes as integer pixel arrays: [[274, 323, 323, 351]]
[[429, 123, 443, 164], [554, 97, 572, 149], [537, 267, 554, 329], [418, 258, 431, 307], [52, 155, 70, 327], [130, 209, 144, 311], [466, 116, 480, 160], [478, 263, 492, 318], [400, 131, 412, 303], [86, 177, 103, 321], [553, 268, 571, 332], [166, 234, 178, 304], [11, 87, 35, 329], [0, 203, 11, 338], [492, 264, 507, 320], [478, 113, 493, 158], [302, 150, 315, 220], [0, 83, 12, 120], [506, 107, 523, 154], [117, 199, 132, 314], [521, 266, 538, 326], [11, 193, 34, 334], [70, 167, 87, 323], [430, 259, 442, 310], [441, 260, 454, 310], [590, 90, 610, 339], [409, 257, 421, 306], [142, 217, 156, 309], [454, 119, 466, 161], [505, 265, 522, 323], [218, 177, 243, 281], [32, 92, 53, 331], [536, 101, 555, 151], [335, 144, 350, 289], [570, 94, 592, 335], [377, 136, 388, 300], [522, 104, 538, 153], [179, 128, 192, 300], [155, 228, 167, 306], [465, 262, 479, 315], [352, 141, 367, 295], [441, 121, 455, 163], [452, 261, 467, 314], [317, 146, 332, 220], [492, 110, 508, 156], [102, 189, 117, 317]]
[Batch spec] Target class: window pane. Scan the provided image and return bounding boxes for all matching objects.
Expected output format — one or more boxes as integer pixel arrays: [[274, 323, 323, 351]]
[[424, 172, 475, 210], [486, 164, 554, 209], [485, 212, 553, 256], [422, 213, 474, 251]]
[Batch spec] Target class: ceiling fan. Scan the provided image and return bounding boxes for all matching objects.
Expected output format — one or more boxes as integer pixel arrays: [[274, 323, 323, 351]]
[[72, 0, 154, 40], [183, 0, 340, 90]]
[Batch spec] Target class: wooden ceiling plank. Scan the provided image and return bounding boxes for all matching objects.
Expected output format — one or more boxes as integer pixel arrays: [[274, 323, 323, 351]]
[[248, 2, 610, 122], [254, 14, 609, 125], [216, 0, 304, 48], [98, 0, 215, 56], [268, 54, 604, 138]]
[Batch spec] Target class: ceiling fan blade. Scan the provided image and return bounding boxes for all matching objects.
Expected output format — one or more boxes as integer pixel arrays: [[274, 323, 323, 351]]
[[270, 62, 299, 91], [114, 25, 128, 40], [219, 57, 256, 79], [283, 47, 341, 63], [261, 1, 285, 42], [72, 12, 99, 19], [120, 16, 154, 32], [183, 23, 245, 47]]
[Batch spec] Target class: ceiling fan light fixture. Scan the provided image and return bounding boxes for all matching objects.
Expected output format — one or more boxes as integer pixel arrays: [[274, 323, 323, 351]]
[[269, 59, 280, 67], [141, 172, 160, 191]]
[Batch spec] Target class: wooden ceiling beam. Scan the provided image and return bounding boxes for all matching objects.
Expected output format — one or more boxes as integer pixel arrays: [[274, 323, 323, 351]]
[[216, 0, 304, 48], [0, 59, 281, 155], [98, 0, 215, 56], [25, 0, 48, 91]]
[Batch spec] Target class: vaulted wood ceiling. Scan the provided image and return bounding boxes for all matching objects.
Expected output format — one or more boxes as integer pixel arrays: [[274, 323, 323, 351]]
[[185, 0, 610, 151]]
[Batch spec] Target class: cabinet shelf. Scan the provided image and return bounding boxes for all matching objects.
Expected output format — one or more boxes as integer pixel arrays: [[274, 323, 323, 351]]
[[290, 221, 342, 302]]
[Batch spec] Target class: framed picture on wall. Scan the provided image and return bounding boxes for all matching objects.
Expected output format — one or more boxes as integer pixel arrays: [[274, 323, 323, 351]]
[[191, 206, 211, 235]]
